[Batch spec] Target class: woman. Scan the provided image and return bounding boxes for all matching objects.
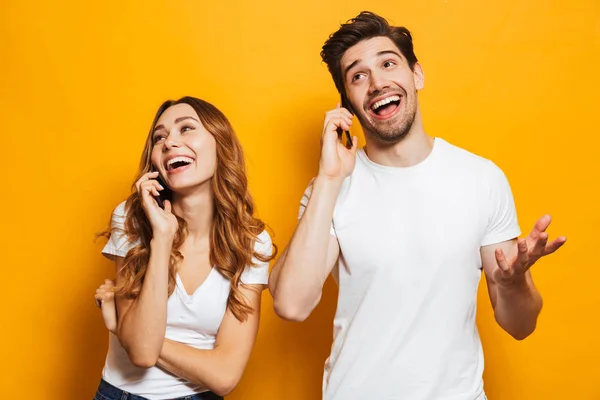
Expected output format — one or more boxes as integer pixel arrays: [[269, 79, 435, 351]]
[[93, 96, 276, 400]]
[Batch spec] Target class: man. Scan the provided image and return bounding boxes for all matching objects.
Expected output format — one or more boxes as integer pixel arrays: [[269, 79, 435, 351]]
[[268, 11, 566, 400]]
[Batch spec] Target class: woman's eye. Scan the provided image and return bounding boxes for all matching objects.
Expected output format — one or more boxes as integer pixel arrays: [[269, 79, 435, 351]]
[[153, 135, 166, 144], [181, 125, 195, 133]]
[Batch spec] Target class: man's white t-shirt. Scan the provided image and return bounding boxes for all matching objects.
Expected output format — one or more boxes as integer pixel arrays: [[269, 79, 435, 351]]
[[101, 201, 272, 399], [299, 138, 520, 400]]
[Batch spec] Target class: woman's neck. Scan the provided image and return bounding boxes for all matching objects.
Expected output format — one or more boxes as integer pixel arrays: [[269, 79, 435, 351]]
[[172, 181, 215, 242]]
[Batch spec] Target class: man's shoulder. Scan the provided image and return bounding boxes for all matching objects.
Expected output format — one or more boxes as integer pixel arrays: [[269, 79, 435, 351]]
[[437, 138, 493, 167]]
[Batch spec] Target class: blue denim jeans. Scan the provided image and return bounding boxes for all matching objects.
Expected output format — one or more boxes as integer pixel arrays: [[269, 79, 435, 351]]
[[94, 379, 224, 400]]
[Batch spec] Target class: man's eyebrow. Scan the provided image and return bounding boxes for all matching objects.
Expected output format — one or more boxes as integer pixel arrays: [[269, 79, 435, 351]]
[[344, 50, 403, 77]]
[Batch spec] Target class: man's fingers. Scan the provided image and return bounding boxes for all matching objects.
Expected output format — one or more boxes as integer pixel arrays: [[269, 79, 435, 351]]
[[531, 232, 548, 259], [515, 239, 529, 270], [326, 108, 354, 121], [323, 118, 352, 143], [529, 214, 552, 240], [337, 118, 352, 132], [349, 136, 359, 154], [545, 236, 567, 255], [495, 248, 510, 272]]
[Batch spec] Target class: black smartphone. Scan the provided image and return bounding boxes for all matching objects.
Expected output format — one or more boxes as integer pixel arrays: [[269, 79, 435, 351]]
[[153, 171, 172, 209], [337, 94, 353, 148]]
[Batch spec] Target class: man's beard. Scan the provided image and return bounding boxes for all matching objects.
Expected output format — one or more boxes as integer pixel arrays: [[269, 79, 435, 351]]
[[357, 94, 417, 144]]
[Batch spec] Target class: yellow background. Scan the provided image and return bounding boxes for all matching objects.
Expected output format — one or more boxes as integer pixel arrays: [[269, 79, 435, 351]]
[[1, 0, 598, 398]]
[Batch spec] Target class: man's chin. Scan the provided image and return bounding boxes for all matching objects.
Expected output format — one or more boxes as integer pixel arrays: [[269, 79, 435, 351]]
[[373, 131, 409, 144], [364, 121, 411, 144]]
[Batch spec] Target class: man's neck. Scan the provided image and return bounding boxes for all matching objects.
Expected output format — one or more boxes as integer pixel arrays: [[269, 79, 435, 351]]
[[363, 118, 434, 168]]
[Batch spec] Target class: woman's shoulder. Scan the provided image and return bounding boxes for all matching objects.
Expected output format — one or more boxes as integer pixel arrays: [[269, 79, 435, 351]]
[[253, 229, 272, 256], [112, 200, 128, 217]]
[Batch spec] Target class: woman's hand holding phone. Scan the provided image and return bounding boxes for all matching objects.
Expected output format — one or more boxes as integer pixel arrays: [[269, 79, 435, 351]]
[[135, 171, 178, 240], [319, 104, 358, 182]]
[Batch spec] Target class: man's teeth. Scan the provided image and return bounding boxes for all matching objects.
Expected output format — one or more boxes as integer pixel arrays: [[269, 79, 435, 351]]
[[371, 95, 401, 111], [166, 156, 194, 169]]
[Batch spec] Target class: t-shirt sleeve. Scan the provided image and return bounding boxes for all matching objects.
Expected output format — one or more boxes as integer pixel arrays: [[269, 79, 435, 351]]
[[298, 178, 337, 237], [101, 201, 139, 260], [240, 230, 273, 285], [481, 161, 521, 246]]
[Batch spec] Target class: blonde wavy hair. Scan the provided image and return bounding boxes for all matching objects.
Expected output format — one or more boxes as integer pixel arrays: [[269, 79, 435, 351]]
[[101, 96, 276, 321]]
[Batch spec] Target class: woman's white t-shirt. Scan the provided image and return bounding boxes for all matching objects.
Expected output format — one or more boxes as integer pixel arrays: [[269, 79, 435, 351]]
[[100, 201, 272, 399]]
